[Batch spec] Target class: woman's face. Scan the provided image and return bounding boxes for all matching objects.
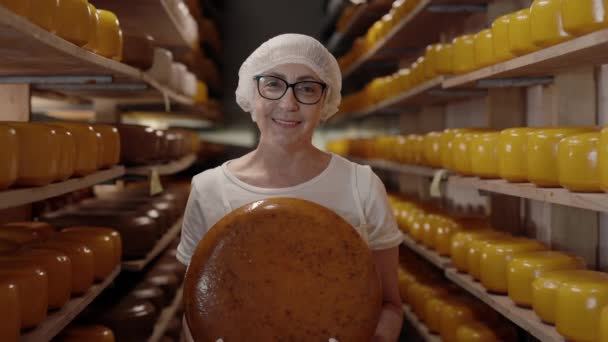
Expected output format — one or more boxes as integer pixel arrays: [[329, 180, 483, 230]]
[[252, 63, 326, 147]]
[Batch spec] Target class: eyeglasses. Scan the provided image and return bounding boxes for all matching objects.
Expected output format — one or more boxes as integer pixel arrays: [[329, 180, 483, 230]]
[[253, 75, 327, 105]]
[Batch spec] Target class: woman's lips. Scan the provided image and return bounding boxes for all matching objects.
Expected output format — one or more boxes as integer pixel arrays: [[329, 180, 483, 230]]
[[272, 118, 302, 128]]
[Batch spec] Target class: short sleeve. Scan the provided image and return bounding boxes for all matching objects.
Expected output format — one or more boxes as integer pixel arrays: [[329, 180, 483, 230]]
[[361, 169, 404, 251], [176, 183, 208, 266]]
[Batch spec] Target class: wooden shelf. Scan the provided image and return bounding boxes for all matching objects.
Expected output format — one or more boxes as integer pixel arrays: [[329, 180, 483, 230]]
[[0, 166, 125, 210], [444, 268, 565, 342], [21, 266, 121, 342], [92, 0, 195, 50], [449, 176, 608, 213], [342, 0, 488, 84], [122, 217, 183, 272], [0, 6, 141, 82], [402, 235, 451, 269], [403, 305, 442, 342], [148, 287, 184, 342], [327, 3, 390, 55], [350, 158, 442, 178], [125, 154, 196, 177], [443, 28, 608, 88], [334, 77, 485, 122]]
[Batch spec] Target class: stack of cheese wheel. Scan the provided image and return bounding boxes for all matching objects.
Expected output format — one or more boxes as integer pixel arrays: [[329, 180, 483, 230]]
[[43, 183, 189, 260], [532, 270, 608, 341], [0, 122, 120, 191], [184, 198, 382, 341], [0, 221, 121, 335], [398, 248, 517, 341], [0, 0, 124, 61], [117, 125, 198, 166]]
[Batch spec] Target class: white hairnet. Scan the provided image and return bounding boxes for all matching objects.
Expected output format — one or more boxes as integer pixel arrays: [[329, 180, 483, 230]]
[[236, 33, 342, 122]]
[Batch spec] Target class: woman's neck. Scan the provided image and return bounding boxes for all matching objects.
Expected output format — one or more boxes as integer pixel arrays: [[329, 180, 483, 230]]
[[227, 141, 332, 188]]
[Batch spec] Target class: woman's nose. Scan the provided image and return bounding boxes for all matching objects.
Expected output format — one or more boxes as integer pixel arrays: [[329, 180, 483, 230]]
[[278, 88, 299, 111]]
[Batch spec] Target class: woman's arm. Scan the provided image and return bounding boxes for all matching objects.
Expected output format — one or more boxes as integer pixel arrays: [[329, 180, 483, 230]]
[[371, 246, 403, 342]]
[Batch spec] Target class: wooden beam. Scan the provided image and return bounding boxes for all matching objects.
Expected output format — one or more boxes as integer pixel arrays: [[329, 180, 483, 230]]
[[598, 65, 608, 271], [0, 84, 30, 121]]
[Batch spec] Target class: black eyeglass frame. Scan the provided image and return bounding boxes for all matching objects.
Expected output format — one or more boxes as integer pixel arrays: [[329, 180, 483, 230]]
[[253, 75, 328, 105]]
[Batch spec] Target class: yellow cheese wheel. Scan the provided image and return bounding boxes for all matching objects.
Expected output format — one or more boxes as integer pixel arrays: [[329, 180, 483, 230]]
[[0, 0, 29, 16], [436, 43, 454, 74], [480, 239, 547, 293], [440, 299, 476, 342], [562, 0, 608, 35], [556, 270, 608, 342], [96, 10, 123, 60], [0, 125, 18, 190], [507, 250, 586, 307], [467, 234, 512, 281], [425, 295, 451, 334], [471, 132, 500, 179], [456, 321, 500, 342], [600, 305, 608, 342], [51, 122, 99, 176], [450, 230, 495, 273], [527, 127, 597, 187], [61, 227, 122, 266], [558, 132, 602, 192], [497, 127, 537, 182], [5, 123, 61, 186], [0, 279, 19, 341], [440, 128, 483, 170], [414, 284, 448, 322], [0, 249, 71, 310], [508, 9, 539, 56], [83, 3, 99, 53], [0, 261, 48, 329], [58, 230, 116, 280], [55, 0, 91, 47], [601, 127, 608, 192], [474, 29, 495, 68], [57, 324, 115, 342], [491, 15, 516, 62], [27, 0, 60, 32], [532, 269, 581, 324], [92, 125, 120, 169], [434, 219, 461, 256], [452, 34, 476, 74], [33, 239, 94, 295], [41, 124, 76, 182], [184, 198, 382, 341], [530, 0, 571, 47], [423, 131, 443, 168]]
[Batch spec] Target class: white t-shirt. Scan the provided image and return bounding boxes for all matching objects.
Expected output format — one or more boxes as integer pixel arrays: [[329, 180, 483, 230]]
[[176, 153, 404, 265]]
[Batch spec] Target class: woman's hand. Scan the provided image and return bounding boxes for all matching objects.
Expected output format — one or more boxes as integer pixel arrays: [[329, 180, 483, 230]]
[[372, 247, 403, 342]]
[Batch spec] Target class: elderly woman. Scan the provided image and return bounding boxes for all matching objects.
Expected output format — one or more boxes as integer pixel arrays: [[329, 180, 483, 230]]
[[178, 34, 404, 342]]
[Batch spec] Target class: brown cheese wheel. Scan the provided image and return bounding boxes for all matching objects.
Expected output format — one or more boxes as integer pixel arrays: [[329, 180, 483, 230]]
[[184, 198, 382, 342]]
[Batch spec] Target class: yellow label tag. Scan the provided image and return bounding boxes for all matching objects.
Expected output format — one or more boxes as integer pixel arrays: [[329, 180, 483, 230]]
[[150, 168, 164, 195], [430, 169, 447, 198]]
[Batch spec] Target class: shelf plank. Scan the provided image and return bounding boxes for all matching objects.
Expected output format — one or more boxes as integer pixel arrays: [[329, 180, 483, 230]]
[[122, 217, 183, 272], [21, 266, 121, 342], [350, 158, 441, 178], [403, 305, 442, 342], [0, 166, 125, 210], [125, 154, 197, 177], [449, 176, 608, 213], [402, 235, 451, 269], [148, 287, 184, 342], [443, 28, 608, 88], [0, 6, 141, 81], [444, 268, 565, 342], [91, 0, 194, 50]]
